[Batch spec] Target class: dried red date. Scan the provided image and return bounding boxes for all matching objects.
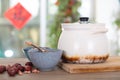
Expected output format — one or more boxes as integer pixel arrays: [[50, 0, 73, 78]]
[[13, 63, 25, 72], [17, 65, 25, 72], [24, 66, 32, 71], [0, 65, 6, 73], [25, 62, 33, 67], [7, 67, 18, 76], [13, 63, 21, 67]]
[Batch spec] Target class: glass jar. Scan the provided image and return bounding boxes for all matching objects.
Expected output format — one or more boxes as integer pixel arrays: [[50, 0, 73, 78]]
[[58, 23, 109, 63]]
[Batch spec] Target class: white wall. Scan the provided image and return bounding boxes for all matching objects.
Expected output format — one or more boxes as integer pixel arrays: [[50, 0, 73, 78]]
[[96, 0, 120, 55]]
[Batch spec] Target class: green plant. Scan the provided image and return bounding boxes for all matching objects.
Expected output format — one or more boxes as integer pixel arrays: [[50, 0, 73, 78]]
[[47, 0, 81, 48], [115, 18, 120, 28]]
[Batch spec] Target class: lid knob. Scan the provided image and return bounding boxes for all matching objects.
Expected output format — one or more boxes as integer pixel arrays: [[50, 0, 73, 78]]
[[79, 17, 89, 24]]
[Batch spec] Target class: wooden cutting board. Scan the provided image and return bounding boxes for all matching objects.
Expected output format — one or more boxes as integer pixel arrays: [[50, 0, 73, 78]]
[[60, 56, 120, 73]]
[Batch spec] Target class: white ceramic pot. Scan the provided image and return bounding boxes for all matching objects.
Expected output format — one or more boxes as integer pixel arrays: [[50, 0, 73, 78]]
[[58, 23, 109, 63]]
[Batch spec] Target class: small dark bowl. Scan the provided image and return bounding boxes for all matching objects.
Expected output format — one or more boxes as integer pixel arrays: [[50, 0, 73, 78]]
[[23, 47, 63, 71]]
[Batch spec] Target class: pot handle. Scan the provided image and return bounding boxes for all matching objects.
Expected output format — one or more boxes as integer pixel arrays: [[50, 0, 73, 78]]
[[92, 28, 108, 34]]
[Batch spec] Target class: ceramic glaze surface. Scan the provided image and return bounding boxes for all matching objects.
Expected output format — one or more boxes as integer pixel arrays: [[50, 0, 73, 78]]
[[58, 23, 109, 63]]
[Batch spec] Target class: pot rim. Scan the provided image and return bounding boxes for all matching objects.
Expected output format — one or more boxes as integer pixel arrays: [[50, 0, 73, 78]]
[[61, 23, 106, 31]]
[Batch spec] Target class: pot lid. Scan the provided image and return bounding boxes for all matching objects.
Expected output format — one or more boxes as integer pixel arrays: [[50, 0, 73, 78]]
[[61, 23, 105, 30], [61, 17, 106, 30]]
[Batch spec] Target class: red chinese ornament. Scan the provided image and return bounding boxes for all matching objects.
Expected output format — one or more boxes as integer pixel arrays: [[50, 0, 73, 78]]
[[4, 3, 32, 30]]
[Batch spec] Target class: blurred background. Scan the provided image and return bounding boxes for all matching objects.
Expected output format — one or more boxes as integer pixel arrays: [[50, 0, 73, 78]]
[[0, 0, 120, 58]]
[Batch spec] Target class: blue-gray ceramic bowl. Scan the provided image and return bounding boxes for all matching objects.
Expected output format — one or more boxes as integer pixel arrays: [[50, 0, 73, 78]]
[[23, 47, 33, 61], [25, 47, 63, 71]]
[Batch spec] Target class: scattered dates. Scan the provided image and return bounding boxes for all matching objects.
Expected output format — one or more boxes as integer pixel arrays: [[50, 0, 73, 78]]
[[0, 62, 40, 77]]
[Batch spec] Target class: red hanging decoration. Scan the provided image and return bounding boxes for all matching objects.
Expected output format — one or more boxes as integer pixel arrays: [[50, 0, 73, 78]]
[[4, 3, 32, 30]]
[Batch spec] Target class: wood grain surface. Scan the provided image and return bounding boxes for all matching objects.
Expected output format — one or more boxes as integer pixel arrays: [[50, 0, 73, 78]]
[[0, 58, 120, 80], [60, 56, 120, 73]]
